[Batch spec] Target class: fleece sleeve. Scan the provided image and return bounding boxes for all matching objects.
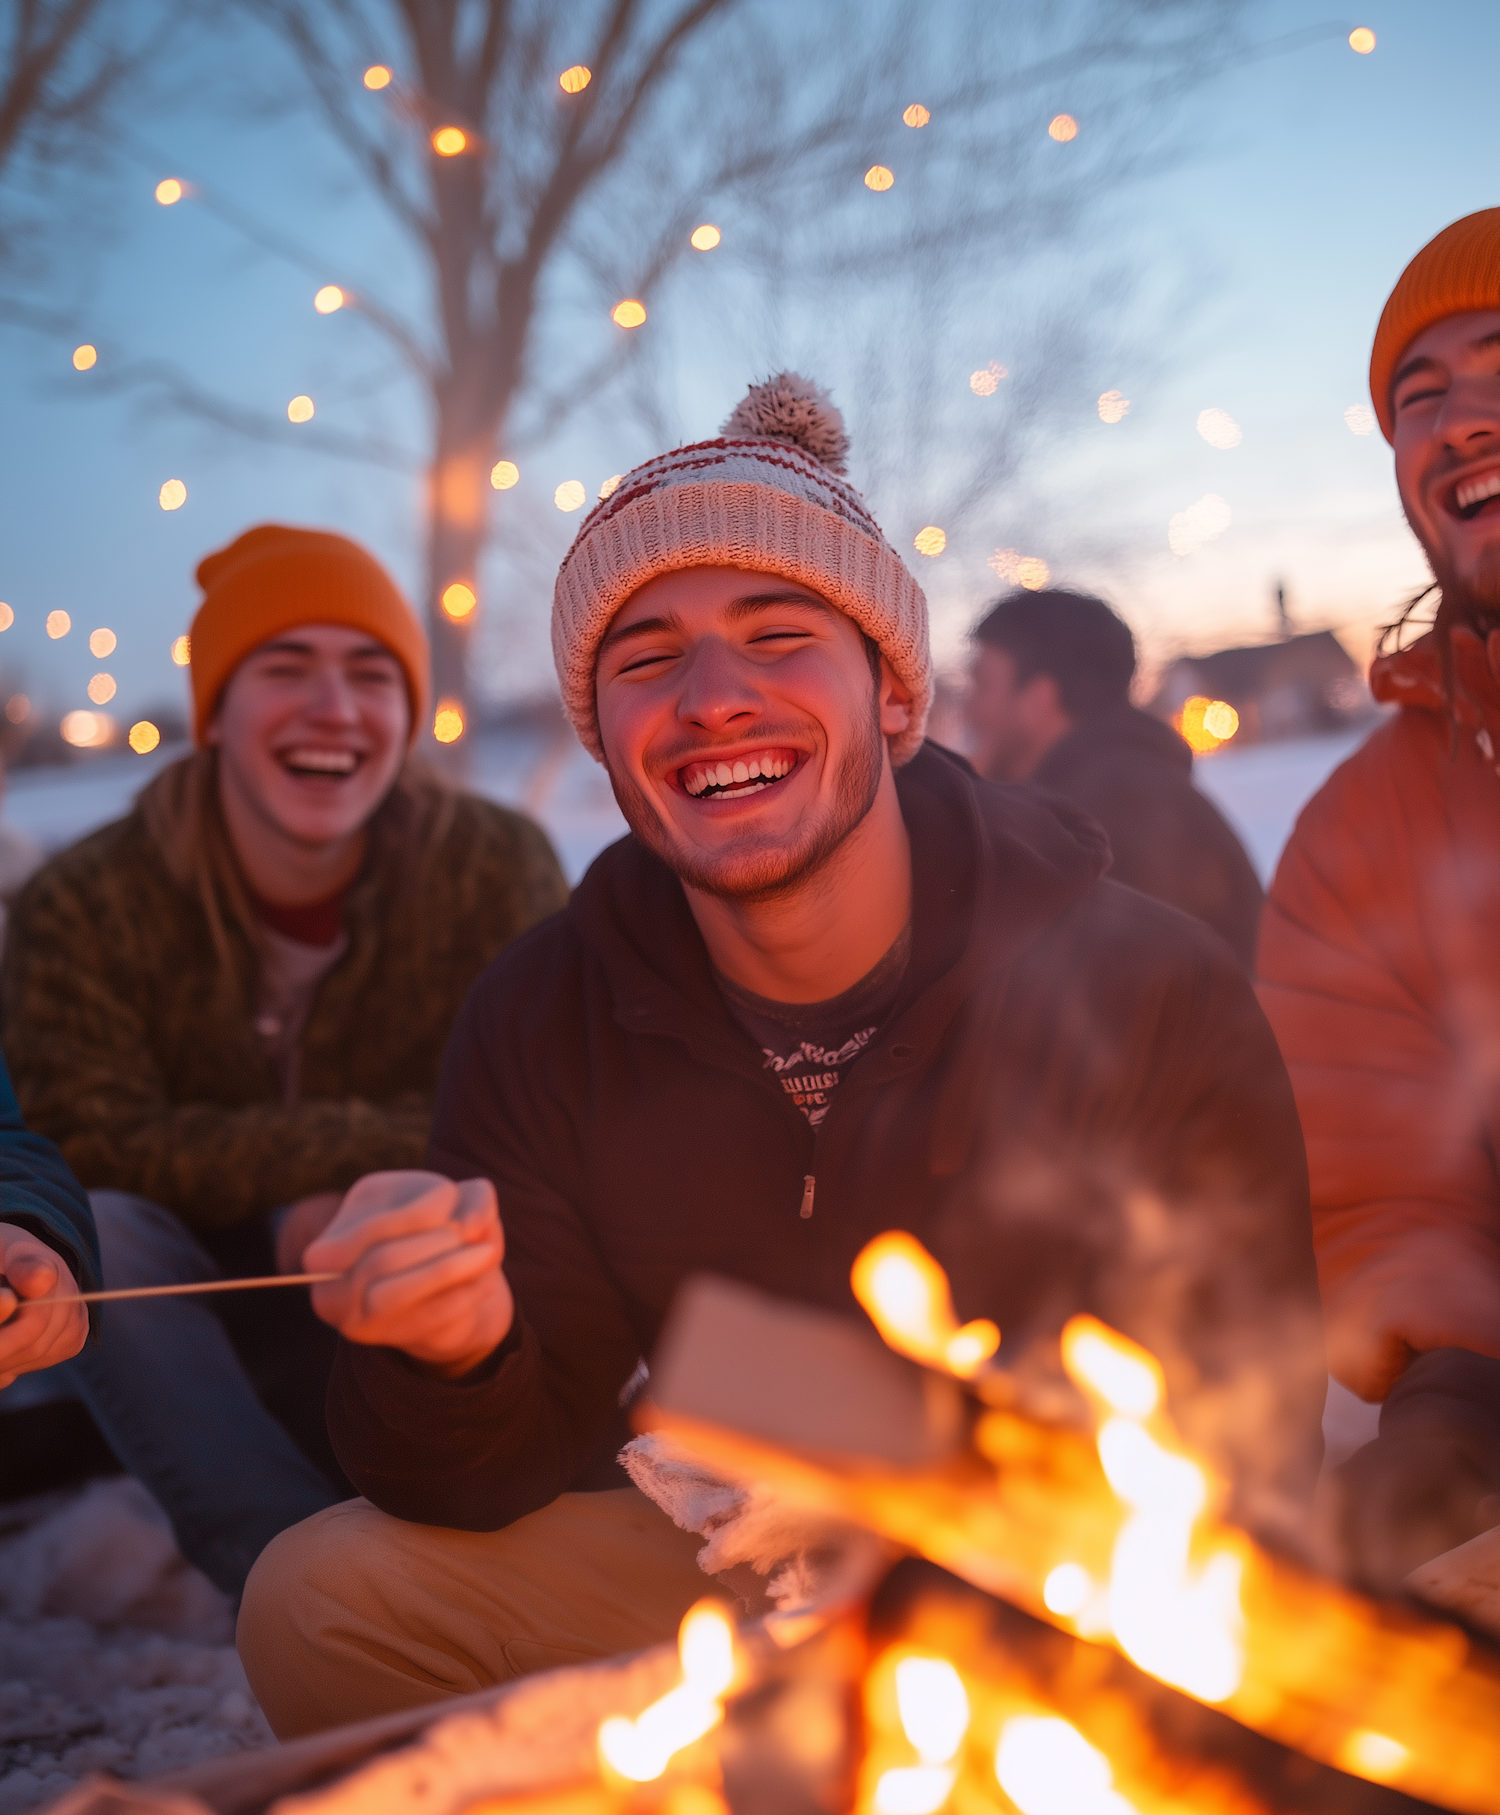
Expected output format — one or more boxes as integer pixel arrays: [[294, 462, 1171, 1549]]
[[325, 974, 643, 1529], [0, 1045, 100, 1296]]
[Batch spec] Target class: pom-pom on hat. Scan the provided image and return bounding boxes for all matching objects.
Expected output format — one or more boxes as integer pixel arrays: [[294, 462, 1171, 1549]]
[[552, 372, 931, 766], [188, 525, 430, 747], [1369, 208, 1500, 443]]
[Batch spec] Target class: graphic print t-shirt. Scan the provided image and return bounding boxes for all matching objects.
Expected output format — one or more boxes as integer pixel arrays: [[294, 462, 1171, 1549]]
[[716, 924, 912, 1127]]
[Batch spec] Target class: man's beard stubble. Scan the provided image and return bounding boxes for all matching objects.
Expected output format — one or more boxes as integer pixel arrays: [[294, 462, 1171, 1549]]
[[607, 694, 886, 905], [1413, 508, 1500, 623]]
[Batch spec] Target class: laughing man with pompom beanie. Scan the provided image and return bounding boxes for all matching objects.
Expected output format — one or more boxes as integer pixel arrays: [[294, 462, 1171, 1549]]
[[238, 376, 1324, 1738]]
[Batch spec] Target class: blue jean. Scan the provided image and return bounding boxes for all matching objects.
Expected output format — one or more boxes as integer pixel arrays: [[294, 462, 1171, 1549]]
[[59, 1191, 344, 1597]]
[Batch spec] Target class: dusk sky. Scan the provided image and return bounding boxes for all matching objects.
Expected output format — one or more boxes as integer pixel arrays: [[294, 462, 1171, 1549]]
[[0, 0, 1494, 744]]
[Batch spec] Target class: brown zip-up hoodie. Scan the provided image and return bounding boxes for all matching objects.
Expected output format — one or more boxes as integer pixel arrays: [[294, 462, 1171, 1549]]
[[329, 744, 1325, 1527], [0, 767, 567, 1229]]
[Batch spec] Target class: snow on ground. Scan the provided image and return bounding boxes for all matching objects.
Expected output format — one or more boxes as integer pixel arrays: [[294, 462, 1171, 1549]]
[[0, 719, 1383, 1809], [0, 1481, 272, 1813]]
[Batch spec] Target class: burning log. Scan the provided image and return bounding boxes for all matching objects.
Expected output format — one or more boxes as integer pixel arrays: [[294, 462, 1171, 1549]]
[[638, 1258, 1500, 1815]]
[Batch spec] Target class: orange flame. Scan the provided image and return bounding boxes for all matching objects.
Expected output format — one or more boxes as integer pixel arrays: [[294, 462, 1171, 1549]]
[[851, 1232, 1000, 1379], [597, 1600, 737, 1783]]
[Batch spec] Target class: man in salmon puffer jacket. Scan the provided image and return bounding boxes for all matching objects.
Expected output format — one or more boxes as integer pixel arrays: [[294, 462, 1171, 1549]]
[[1259, 208, 1500, 1584]]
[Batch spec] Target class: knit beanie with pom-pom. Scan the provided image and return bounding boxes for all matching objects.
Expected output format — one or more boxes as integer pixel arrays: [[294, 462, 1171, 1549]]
[[551, 372, 931, 766]]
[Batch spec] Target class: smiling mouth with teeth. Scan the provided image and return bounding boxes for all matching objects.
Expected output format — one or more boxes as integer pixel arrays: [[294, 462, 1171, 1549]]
[[1453, 470, 1500, 519], [680, 749, 798, 800], [282, 748, 361, 779]]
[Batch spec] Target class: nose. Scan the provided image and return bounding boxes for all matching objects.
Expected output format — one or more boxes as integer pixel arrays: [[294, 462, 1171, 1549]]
[[675, 636, 763, 734], [305, 664, 362, 724], [1434, 371, 1500, 455]]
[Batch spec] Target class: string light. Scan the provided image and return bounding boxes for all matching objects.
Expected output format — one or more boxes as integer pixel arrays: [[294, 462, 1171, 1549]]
[[155, 178, 183, 205], [89, 628, 116, 658], [1098, 390, 1129, 424], [46, 611, 71, 640], [913, 527, 946, 557], [559, 65, 592, 93], [5, 695, 28, 723], [903, 104, 930, 127], [363, 65, 392, 89], [431, 126, 467, 156], [1344, 404, 1376, 436], [314, 285, 344, 313], [159, 479, 187, 511], [1349, 27, 1375, 52], [287, 395, 315, 423], [440, 582, 477, 621], [129, 721, 162, 754], [0, 605, 12, 631], [690, 224, 721, 250], [864, 165, 895, 191], [433, 699, 465, 743], [612, 299, 647, 328], [1197, 408, 1242, 450], [490, 460, 519, 489], [72, 344, 97, 371], [61, 710, 111, 748], [1048, 115, 1078, 142], [171, 635, 191, 666], [87, 674, 117, 705], [555, 480, 586, 511], [599, 475, 623, 499]]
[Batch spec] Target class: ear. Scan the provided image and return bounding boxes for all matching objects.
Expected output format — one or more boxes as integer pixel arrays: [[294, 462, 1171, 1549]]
[[878, 656, 913, 739]]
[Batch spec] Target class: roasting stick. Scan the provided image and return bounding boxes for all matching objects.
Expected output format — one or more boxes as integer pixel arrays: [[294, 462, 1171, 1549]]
[[0, 1270, 341, 1312]]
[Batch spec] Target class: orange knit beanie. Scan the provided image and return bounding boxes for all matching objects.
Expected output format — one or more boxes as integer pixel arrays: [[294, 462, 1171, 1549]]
[[188, 525, 430, 746], [1369, 208, 1500, 443]]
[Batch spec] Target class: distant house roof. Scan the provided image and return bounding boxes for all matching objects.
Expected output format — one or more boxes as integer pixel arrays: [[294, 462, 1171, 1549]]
[[1149, 630, 1372, 745]]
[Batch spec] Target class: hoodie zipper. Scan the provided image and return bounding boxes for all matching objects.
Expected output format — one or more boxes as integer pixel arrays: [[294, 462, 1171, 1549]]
[[798, 1174, 816, 1219]]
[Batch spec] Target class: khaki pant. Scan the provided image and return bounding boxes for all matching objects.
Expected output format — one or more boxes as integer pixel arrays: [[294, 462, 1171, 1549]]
[[237, 1488, 720, 1739]]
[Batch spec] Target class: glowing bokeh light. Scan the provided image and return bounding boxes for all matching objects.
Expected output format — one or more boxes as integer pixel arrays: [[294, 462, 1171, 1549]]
[[490, 460, 520, 489], [1176, 695, 1238, 754], [72, 344, 97, 371], [314, 285, 344, 313], [61, 710, 111, 748], [433, 699, 466, 743], [1344, 403, 1376, 436], [89, 628, 116, 658], [851, 1231, 1000, 1377], [1062, 1316, 1163, 1416], [0, 605, 12, 632], [46, 610, 70, 640], [894, 1657, 969, 1765], [864, 164, 895, 191], [1048, 114, 1078, 142], [129, 720, 162, 754], [431, 126, 467, 156], [1168, 492, 1231, 557], [1349, 27, 1375, 52], [159, 479, 187, 511], [903, 103, 930, 128], [599, 474, 623, 499], [913, 526, 946, 557], [988, 548, 1050, 589], [690, 223, 721, 250], [363, 64, 392, 89], [1098, 390, 1129, 424], [1197, 407, 1242, 450], [440, 581, 477, 621], [555, 479, 587, 511], [612, 298, 647, 328], [155, 178, 183, 205], [872, 1767, 955, 1815], [5, 695, 28, 724], [287, 395, 315, 423], [969, 362, 1007, 396], [171, 634, 191, 666], [87, 673, 117, 705], [559, 65, 592, 93]]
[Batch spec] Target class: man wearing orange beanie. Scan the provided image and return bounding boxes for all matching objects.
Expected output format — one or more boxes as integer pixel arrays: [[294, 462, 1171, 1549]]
[[1258, 208, 1500, 1583], [0, 525, 567, 1597]]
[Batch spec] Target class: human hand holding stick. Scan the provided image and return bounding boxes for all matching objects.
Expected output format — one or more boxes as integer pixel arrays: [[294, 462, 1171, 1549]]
[[305, 1170, 513, 1378], [0, 1221, 89, 1387]]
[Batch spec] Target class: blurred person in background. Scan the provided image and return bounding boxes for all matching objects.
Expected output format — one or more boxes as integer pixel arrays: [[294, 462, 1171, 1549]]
[[0, 526, 567, 1597], [1259, 209, 1500, 1585], [966, 589, 1263, 969]]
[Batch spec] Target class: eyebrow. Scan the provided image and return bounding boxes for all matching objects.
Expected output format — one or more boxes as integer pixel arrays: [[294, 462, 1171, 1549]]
[[255, 638, 396, 660], [1392, 331, 1500, 392], [598, 591, 829, 655]]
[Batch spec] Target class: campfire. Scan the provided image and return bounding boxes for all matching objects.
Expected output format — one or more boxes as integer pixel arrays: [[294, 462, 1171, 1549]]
[[55, 1235, 1500, 1815]]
